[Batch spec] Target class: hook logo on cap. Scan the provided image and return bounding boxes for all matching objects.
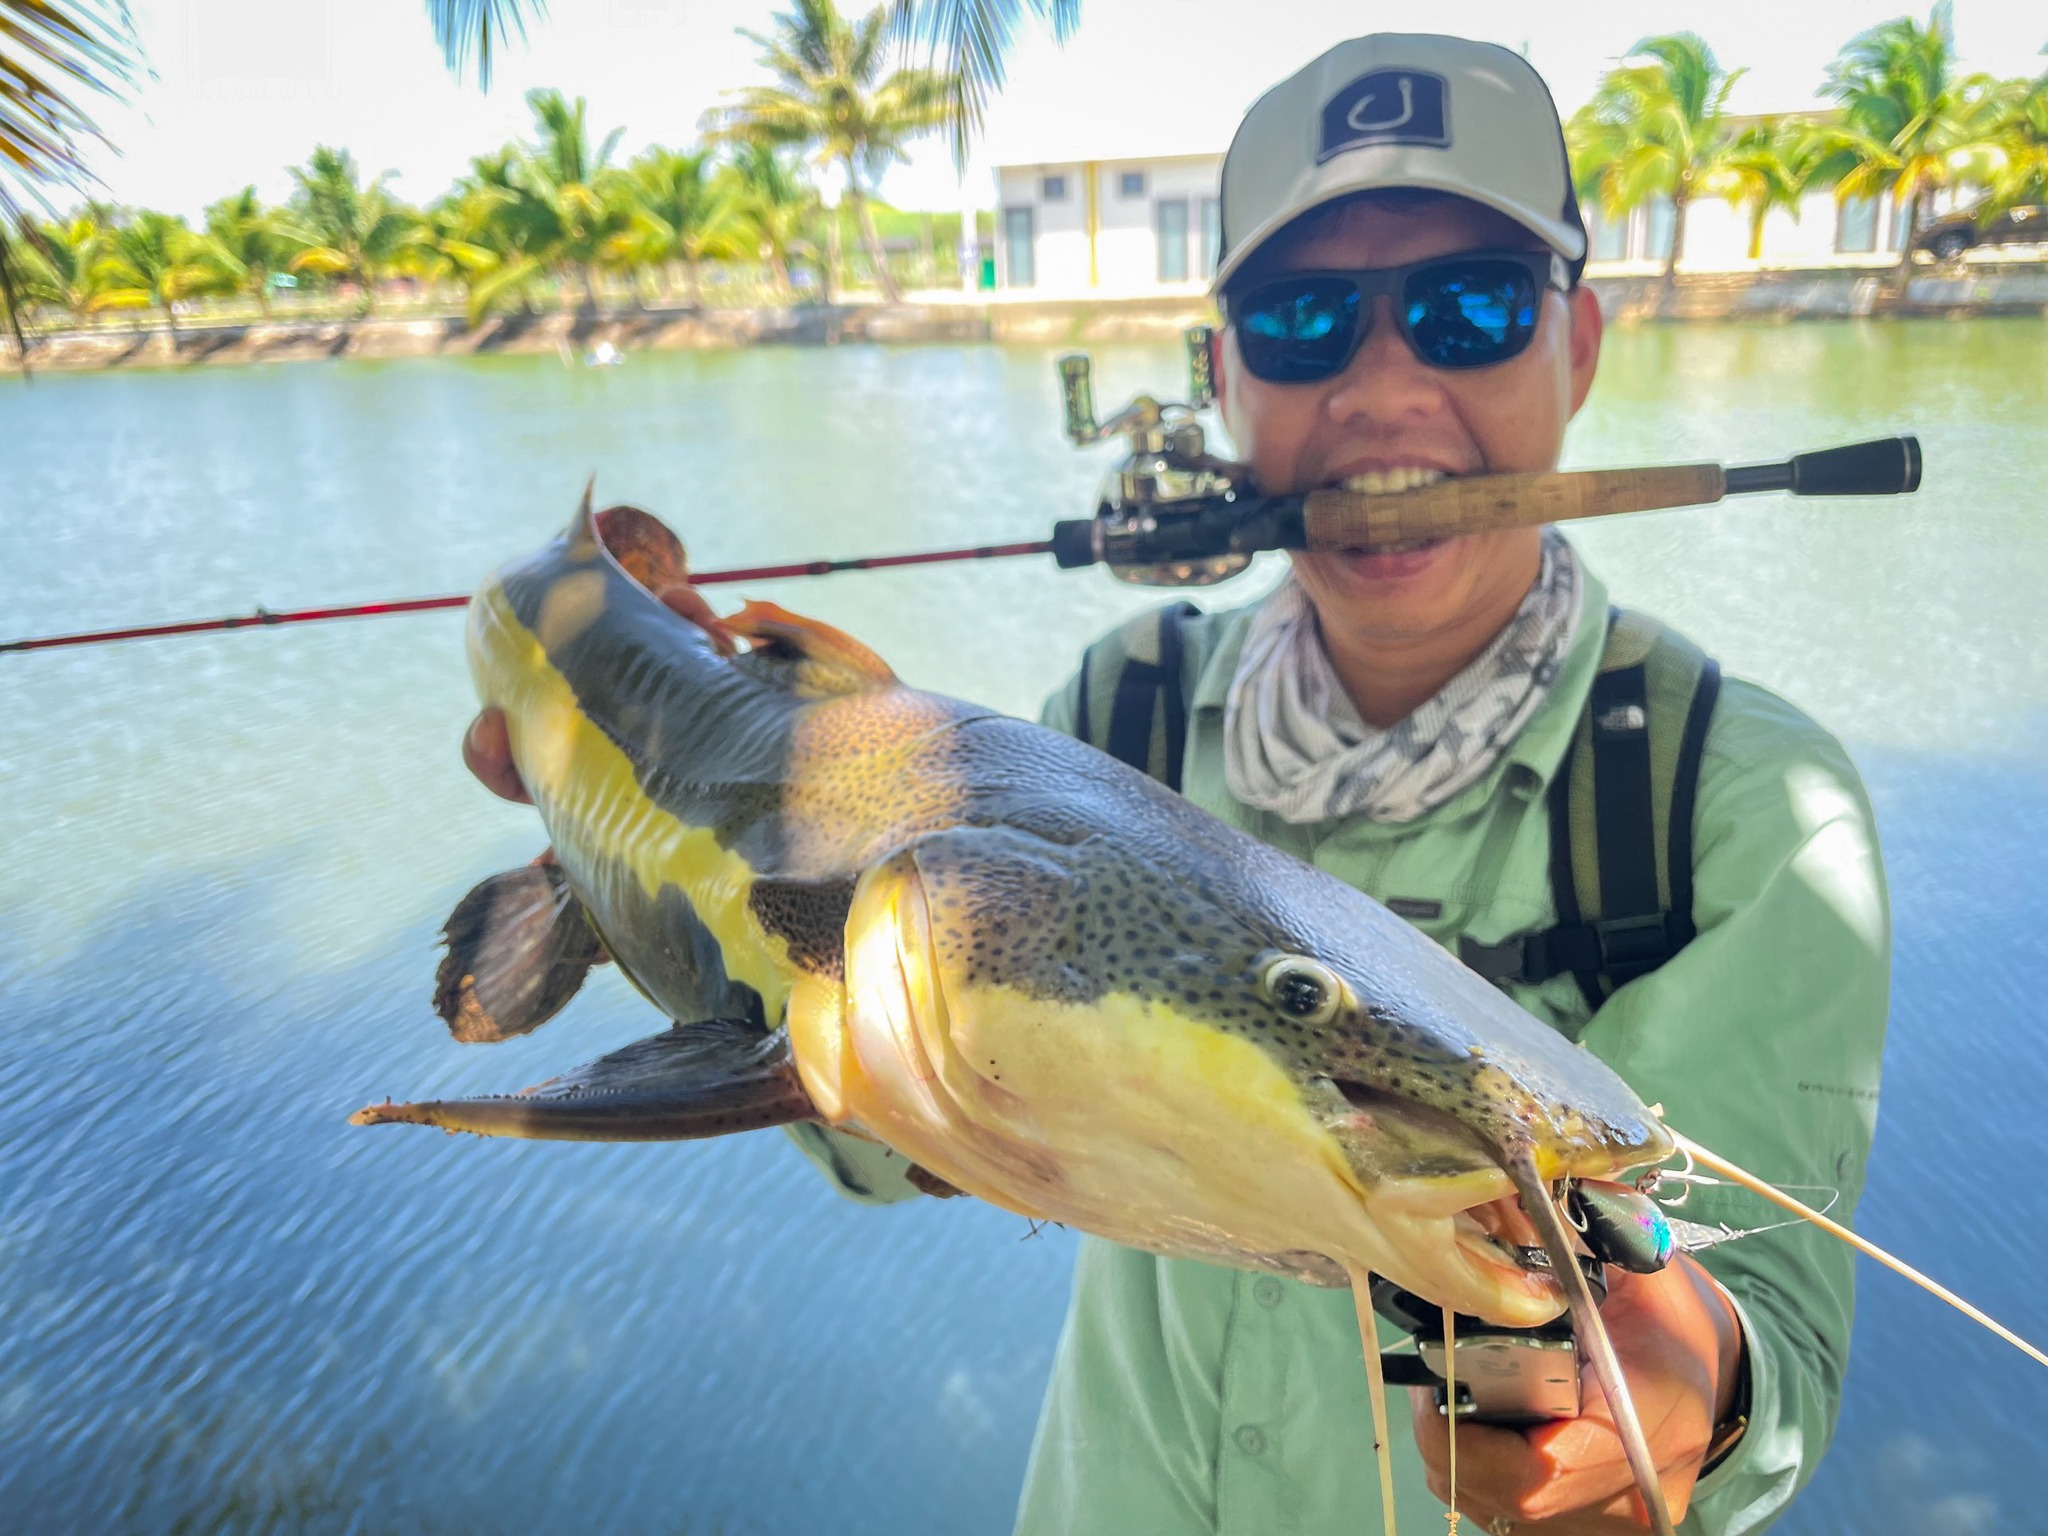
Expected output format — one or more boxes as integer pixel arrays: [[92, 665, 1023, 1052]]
[[1318, 70, 1450, 161]]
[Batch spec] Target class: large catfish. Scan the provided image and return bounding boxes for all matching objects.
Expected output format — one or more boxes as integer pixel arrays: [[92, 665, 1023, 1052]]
[[355, 496, 1696, 1528]]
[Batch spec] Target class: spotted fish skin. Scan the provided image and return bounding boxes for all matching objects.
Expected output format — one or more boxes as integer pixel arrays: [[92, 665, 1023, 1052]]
[[454, 498, 1672, 1326]]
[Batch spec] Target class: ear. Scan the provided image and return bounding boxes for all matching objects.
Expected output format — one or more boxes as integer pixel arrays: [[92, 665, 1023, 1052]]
[[1565, 285, 1603, 418], [1209, 322, 1229, 415]]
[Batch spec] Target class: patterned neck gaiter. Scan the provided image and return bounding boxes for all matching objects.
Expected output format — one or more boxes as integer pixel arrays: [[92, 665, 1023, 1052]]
[[1223, 530, 1583, 826]]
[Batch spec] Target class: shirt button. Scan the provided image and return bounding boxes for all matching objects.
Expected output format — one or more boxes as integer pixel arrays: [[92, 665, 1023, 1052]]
[[1253, 1277, 1284, 1308], [1234, 1425, 1267, 1456]]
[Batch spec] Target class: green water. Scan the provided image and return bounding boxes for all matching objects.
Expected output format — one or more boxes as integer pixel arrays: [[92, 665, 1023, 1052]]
[[1, 321, 2045, 1535]]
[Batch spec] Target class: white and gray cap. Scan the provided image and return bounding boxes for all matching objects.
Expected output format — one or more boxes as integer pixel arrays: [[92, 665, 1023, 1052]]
[[1214, 34, 1587, 293]]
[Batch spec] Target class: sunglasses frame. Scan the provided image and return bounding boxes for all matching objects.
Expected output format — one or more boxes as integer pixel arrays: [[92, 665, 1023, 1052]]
[[1222, 249, 1572, 383]]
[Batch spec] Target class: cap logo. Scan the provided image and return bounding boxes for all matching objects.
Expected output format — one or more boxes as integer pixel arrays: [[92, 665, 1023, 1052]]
[[1318, 70, 1450, 162]]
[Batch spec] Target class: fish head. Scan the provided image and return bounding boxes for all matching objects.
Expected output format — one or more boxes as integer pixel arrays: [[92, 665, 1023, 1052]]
[[820, 811, 1672, 1329]]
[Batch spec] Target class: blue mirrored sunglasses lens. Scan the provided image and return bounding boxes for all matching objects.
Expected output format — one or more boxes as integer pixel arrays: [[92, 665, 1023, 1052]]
[[1236, 279, 1361, 382], [1402, 260, 1539, 368]]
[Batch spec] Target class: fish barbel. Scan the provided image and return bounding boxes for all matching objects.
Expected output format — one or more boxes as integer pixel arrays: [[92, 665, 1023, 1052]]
[[353, 493, 1674, 1339]]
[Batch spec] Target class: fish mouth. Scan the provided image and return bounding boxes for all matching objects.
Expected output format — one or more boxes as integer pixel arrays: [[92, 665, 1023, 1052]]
[[1323, 1075, 1570, 1326]]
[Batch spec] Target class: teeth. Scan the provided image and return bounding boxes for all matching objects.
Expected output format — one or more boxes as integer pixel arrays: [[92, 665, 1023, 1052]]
[[1340, 467, 1446, 495]]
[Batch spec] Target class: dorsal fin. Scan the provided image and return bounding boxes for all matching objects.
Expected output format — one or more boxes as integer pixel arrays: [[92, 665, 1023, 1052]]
[[728, 600, 899, 694]]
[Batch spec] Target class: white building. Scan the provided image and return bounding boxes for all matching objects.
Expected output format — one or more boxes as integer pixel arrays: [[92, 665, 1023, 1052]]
[[1584, 187, 1923, 274], [992, 154, 1224, 299]]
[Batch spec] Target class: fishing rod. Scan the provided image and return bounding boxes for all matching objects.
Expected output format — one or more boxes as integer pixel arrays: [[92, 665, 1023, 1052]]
[[1, 326, 1923, 656]]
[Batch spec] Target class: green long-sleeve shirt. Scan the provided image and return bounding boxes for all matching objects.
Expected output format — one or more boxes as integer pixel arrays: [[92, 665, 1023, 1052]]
[[790, 555, 1890, 1535]]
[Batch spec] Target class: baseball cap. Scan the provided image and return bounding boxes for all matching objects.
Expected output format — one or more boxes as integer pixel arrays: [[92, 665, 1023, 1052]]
[[1214, 34, 1587, 293]]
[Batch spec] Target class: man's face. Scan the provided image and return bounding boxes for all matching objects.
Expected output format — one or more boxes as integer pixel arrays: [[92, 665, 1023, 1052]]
[[1216, 195, 1602, 646]]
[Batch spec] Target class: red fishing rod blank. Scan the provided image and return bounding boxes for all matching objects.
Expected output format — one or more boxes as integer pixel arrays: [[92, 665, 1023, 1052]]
[[0, 540, 1055, 655]]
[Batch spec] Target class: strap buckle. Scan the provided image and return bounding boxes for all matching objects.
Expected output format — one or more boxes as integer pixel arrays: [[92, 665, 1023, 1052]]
[[1592, 912, 1676, 980], [1457, 933, 1528, 986]]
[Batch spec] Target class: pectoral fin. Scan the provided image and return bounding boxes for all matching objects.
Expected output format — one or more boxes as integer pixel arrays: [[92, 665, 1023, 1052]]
[[350, 1019, 816, 1141], [435, 858, 607, 1043]]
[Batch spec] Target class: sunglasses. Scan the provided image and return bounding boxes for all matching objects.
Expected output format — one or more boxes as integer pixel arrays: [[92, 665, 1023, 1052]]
[[1223, 250, 1570, 384]]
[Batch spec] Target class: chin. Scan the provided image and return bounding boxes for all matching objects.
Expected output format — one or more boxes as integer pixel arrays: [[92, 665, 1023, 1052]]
[[1294, 538, 1481, 632]]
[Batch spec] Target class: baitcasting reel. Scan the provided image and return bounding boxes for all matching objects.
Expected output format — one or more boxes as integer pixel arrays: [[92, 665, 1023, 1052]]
[[1049, 327, 1277, 586]]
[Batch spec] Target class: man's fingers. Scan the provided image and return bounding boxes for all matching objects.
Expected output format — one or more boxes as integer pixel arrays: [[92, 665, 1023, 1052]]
[[462, 709, 532, 804], [1411, 1401, 1546, 1522]]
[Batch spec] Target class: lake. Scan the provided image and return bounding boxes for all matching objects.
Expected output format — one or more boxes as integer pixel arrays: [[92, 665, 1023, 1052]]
[[2, 320, 2045, 1535]]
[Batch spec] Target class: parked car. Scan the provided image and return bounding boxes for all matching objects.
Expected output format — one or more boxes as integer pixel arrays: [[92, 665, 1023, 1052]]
[[1915, 202, 2048, 260]]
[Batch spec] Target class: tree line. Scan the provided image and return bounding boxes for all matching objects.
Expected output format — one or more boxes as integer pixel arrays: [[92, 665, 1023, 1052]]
[[4, 0, 964, 335], [7, 1, 2047, 336]]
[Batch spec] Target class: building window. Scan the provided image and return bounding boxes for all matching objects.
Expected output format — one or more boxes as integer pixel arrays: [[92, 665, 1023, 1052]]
[[1200, 197, 1222, 278], [1890, 196, 1915, 253], [1837, 197, 1879, 254], [1040, 174, 1067, 202], [1120, 170, 1147, 198], [1157, 199, 1190, 282], [1003, 206, 1035, 287], [1643, 197, 1677, 262], [1588, 202, 1627, 262]]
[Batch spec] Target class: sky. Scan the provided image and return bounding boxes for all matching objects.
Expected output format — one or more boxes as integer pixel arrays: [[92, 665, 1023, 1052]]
[[62, 0, 2048, 222]]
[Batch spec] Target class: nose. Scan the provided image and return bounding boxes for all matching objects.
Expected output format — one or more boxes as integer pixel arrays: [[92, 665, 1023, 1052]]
[[1323, 294, 1450, 430]]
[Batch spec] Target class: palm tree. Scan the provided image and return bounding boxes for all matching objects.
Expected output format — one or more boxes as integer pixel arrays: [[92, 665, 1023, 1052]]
[[1567, 34, 1743, 291], [1979, 61, 2048, 212], [711, 0, 956, 303], [602, 147, 743, 308], [420, 0, 1075, 158], [1704, 118, 1822, 262], [7, 213, 111, 322], [277, 147, 420, 314], [723, 143, 822, 299], [416, 149, 553, 325], [517, 88, 629, 310], [1810, 3, 2005, 287], [89, 210, 227, 338], [194, 186, 289, 316]]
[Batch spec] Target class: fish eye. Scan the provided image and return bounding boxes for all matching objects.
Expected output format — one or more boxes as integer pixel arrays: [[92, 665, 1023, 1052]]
[[1260, 955, 1345, 1025]]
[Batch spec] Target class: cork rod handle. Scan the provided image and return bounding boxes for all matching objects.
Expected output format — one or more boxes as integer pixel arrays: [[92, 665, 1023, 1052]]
[[1301, 464, 1728, 551]]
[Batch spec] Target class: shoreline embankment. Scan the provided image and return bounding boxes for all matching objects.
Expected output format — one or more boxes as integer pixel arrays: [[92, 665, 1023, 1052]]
[[7, 261, 2045, 375]]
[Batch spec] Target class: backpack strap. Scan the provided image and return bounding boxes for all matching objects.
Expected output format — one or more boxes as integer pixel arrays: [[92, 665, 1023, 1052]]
[[1461, 608, 1722, 1008], [1074, 601, 1200, 792]]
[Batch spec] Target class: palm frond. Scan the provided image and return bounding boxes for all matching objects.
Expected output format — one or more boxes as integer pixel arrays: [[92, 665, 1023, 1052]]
[[422, 0, 544, 91], [888, 0, 1078, 166], [0, 0, 141, 361]]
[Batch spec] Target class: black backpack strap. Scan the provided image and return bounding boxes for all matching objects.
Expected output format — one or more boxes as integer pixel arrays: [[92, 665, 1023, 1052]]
[[1460, 609, 1720, 1007], [1079, 601, 1199, 792]]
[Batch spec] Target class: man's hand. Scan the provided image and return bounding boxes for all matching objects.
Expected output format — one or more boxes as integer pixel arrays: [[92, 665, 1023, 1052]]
[[1410, 1256, 1743, 1532], [463, 708, 532, 804]]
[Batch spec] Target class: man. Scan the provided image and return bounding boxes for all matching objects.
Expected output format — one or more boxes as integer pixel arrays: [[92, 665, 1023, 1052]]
[[464, 33, 1888, 1534], [1005, 35, 1887, 1534]]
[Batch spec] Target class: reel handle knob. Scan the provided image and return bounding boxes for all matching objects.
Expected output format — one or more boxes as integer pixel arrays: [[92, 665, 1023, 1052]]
[[1184, 325, 1216, 410], [1057, 353, 1099, 445]]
